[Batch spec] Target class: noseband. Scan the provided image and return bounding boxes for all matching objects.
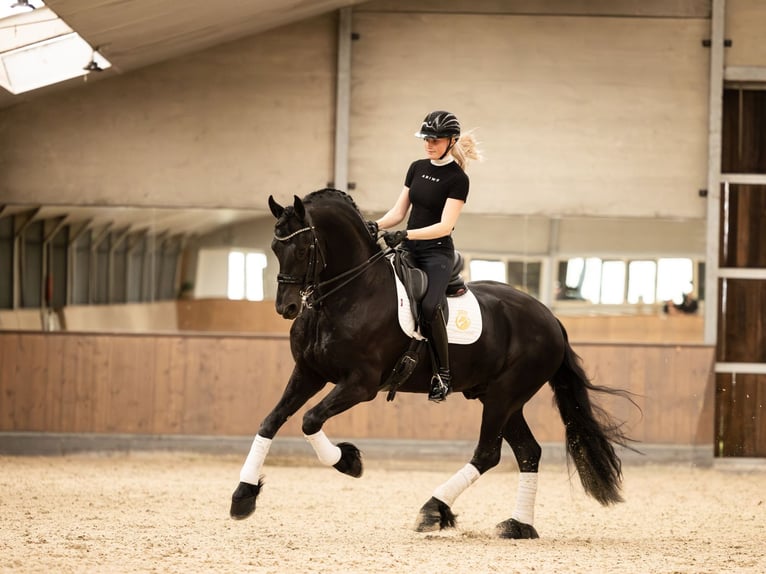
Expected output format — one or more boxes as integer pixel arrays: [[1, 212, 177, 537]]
[[274, 223, 387, 313]]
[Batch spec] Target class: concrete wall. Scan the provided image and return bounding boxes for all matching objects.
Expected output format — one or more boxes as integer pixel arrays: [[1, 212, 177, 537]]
[[0, 15, 337, 208], [350, 6, 710, 218], [0, 3, 715, 220]]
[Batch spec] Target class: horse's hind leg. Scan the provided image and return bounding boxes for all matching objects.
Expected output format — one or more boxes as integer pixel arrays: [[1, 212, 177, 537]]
[[414, 396, 509, 532], [496, 408, 541, 539], [414, 462, 481, 532]]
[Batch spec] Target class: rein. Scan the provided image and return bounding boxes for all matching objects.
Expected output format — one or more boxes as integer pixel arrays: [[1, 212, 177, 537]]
[[274, 224, 389, 312]]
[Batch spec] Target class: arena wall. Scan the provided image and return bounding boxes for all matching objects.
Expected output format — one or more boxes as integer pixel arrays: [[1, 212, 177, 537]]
[[0, 331, 714, 456]]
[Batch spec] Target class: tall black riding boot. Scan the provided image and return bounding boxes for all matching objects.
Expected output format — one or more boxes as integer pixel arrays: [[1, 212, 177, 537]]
[[426, 306, 451, 402]]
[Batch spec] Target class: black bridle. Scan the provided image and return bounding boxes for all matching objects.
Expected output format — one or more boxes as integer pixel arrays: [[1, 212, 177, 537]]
[[273, 224, 388, 313]]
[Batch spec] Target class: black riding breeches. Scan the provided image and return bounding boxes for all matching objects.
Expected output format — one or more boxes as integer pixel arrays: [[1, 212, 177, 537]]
[[405, 238, 453, 328]]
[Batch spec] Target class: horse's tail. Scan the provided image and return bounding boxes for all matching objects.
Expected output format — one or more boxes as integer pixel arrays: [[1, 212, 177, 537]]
[[549, 320, 637, 506]]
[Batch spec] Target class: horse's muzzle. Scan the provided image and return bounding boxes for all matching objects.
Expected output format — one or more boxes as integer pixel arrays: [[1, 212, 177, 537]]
[[276, 301, 300, 320]]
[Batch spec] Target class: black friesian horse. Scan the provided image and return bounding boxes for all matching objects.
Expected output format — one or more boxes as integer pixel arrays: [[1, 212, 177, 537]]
[[230, 188, 633, 538]]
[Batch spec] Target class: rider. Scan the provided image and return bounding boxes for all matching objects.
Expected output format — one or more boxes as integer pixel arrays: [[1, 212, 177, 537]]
[[372, 110, 481, 402]]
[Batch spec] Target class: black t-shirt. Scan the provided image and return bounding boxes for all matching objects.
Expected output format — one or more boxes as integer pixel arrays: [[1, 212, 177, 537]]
[[404, 159, 469, 236]]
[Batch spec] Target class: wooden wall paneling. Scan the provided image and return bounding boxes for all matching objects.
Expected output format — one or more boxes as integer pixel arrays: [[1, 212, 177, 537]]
[[721, 90, 766, 174], [206, 338, 233, 436], [0, 333, 717, 447], [618, 346, 649, 443], [740, 375, 766, 456], [0, 333, 16, 430], [667, 347, 698, 444], [43, 334, 65, 431], [715, 373, 742, 456], [0, 334, 19, 430], [523, 386, 565, 444], [151, 336, 184, 434], [574, 346, 642, 441], [689, 349, 717, 447], [716, 373, 766, 457], [719, 279, 766, 363], [57, 335, 79, 432], [106, 336, 156, 433], [179, 338, 219, 435], [15, 334, 46, 430], [727, 185, 766, 268], [88, 336, 112, 433], [221, 338, 300, 437], [388, 395, 483, 441], [214, 338, 265, 436]]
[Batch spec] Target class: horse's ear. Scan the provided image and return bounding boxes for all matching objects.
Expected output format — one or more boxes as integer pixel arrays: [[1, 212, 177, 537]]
[[268, 195, 284, 219], [293, 195, 305, 220]]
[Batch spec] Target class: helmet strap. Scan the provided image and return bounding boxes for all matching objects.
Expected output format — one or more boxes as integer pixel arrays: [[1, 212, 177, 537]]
[[439, 137, 457, 160]]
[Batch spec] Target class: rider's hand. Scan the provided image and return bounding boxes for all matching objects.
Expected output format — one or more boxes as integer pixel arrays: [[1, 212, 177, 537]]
[[365, 220, 379, 239], [383, 230, 408, 248]]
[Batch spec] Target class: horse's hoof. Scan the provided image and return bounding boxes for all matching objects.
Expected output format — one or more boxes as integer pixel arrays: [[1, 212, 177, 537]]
[[414, 497, 457, 532], [230, 479, 263, 520], [333, 442, 363, 478], [496, 518, 539, 539]]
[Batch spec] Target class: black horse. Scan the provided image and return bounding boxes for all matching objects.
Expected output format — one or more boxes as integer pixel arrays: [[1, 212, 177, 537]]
[[230, 188, 633, 538]]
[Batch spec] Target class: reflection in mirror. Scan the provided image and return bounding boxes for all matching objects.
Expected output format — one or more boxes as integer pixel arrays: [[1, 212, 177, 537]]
[[0, 205, 706, 342]]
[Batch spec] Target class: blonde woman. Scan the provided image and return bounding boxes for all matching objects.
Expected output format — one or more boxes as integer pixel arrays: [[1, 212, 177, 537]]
[[373, 110, 481, 402]]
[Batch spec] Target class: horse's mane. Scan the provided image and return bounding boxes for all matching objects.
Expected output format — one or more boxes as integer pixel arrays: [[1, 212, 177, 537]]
[[299, 188, 379, 250], [303, 188, 363, 217]]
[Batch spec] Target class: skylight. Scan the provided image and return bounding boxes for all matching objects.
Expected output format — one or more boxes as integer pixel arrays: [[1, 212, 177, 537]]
[[0, 0, 111, 95]]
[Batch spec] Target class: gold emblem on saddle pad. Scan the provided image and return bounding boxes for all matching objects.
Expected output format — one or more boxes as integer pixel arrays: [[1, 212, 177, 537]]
[[455, 310, 471, 331]]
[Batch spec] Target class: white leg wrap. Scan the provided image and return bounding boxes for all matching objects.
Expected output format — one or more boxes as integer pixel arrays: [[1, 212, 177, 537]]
[[433, 463, 480, 507], [511, 472, 539, 525], [305, 430, 342, 466], [239, 434, 272, 484]]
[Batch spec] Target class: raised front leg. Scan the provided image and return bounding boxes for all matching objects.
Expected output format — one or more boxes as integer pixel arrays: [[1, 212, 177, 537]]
[[230, 366, 326, 520], [301, 372, 378, 478]]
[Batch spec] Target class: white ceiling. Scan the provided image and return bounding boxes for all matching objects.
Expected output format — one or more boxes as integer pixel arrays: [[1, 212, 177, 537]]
[[0, 0, 366, 109]]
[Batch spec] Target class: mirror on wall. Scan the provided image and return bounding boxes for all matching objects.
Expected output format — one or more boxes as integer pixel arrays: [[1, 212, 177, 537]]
[[0, 204, 706, 341]]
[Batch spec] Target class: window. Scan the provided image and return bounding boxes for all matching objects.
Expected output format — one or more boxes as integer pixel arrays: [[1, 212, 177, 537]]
[[227, 251, 267, 301], [195, 249, 267, 300], [627, 260, 657, 304], [559, 257, 698, 305], [0, 2, 111, 95], [657, 258, 694, 304], [467, 257, 543, 297], [508, 260, 541, 298], [597, 260, 625, 304], [469, 259, 506, 282]]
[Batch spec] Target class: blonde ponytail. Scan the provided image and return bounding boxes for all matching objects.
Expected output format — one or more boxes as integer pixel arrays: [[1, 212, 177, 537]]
[[452, 130, 482, 171]]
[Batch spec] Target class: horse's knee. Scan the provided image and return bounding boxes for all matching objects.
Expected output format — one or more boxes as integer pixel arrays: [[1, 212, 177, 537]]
[[301, 412, 323, 436], [470, 447, 502, 474]]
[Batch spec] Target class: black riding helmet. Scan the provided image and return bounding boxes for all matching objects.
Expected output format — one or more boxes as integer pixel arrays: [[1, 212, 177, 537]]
[[415, 110, 461, 139], [415, 110, 461, 159]]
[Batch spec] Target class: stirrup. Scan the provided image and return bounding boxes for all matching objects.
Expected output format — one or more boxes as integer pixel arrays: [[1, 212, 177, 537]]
[[428, 370, 451, 403]]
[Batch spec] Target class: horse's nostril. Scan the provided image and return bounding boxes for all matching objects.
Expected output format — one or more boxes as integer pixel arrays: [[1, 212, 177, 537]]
[[284, 303, 299, 318]]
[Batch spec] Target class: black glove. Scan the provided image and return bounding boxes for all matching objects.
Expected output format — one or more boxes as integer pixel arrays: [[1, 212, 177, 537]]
[[365, 220, 379, 239], [383, 230, 408, 248]]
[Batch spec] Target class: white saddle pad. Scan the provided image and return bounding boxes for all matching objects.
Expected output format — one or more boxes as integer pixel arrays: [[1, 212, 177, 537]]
[[391, 260, 482, 345]]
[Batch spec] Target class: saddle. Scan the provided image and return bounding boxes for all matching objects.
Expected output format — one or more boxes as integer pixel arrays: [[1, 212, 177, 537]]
[[384, 249, 468, 402], [389, 248, 467, 328]]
